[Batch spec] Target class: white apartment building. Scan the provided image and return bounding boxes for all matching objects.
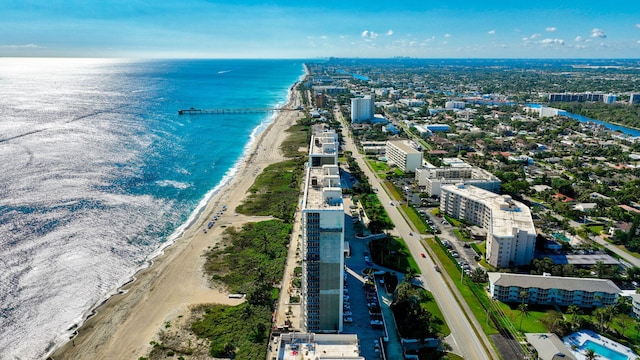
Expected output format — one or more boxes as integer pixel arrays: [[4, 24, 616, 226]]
[[630, 293, 640, 319], [301, 128, 345, 333], [350, 95, 375, 123], [309, 127, 339, 167], [386, 139, 422, 173], [440, 184, 536, 267], [488, 273, 620, 308], [415, 159, 501, 196], [445, 100, 466, 110], [361, 141, 387, 155]]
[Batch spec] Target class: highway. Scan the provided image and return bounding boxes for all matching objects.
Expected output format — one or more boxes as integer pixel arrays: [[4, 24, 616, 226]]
[[336, 107, 498, 359]]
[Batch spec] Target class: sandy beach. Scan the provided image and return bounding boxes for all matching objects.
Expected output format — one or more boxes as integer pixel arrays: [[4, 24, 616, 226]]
[[49, 86, 305, 360]]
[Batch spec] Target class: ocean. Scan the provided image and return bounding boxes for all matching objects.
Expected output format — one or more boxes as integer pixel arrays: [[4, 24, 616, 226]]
[[0, 58, 305, 359]]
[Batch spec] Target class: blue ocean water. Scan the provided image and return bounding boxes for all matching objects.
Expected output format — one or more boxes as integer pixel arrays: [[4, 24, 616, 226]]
[[0, 58, 304, 359]]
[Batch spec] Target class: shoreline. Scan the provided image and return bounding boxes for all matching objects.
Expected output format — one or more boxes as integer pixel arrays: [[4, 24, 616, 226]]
[[48, 80, 306, 360]]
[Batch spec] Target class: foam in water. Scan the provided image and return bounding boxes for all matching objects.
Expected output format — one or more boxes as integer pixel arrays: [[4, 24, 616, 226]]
[[0, 58, 304, 359]]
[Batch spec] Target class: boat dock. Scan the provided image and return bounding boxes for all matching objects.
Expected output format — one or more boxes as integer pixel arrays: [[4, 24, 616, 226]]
[[178, 107, 301, 115]]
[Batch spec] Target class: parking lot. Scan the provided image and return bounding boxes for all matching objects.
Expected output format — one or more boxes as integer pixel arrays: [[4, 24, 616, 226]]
[[343, 216, 386, 359]]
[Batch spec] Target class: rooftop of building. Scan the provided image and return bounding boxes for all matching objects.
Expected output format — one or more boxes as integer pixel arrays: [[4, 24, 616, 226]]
[[488, 272, 622, 294], [386, 139, 421, 154], [441, 184, 534, 236], [303, 164, 343, 211], [310, 132, 338, 157], [544, 253, 619, 266], [525, 333, 577, 360], [442, 157, 472, 167], [276, 333, 364, 360]]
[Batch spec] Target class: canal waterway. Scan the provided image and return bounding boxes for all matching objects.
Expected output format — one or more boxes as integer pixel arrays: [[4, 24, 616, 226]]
[[528, 104, 640, 137]]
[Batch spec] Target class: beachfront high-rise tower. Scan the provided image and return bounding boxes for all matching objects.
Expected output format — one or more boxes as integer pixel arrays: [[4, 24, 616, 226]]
[[350, 95, 375, 123], [301, 125, 344, 333]]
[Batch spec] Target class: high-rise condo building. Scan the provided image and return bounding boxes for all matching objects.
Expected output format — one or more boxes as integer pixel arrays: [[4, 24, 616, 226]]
[[301, 126, 344, 333], [350, 95, 375, 123], [440, 184, 536, 268], [386, 139, 423, 173]]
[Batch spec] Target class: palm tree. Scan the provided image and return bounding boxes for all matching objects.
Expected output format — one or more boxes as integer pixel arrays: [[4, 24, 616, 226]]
[[591, 261, 609, 279], [519, 290, 530, 305], [593, 307, 607, 332], [567, 305, 581, 330], [584, 348, 599, 360], [518, 303, 530, 331]]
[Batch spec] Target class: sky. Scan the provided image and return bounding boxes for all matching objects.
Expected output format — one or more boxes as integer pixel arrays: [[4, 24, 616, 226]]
[[1, 0, 639, 58]]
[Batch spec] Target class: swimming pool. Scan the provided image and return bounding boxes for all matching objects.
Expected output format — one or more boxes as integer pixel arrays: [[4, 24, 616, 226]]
[[552, 232, 569, 242], [582, 340, 628, 360]]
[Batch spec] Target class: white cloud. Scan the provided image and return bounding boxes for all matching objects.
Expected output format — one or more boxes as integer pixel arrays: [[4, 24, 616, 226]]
[[637, 40, 640, 43], [531, 33, 541, 39], [444, 33, 452, 38], [575, 36, 584, 42], [1, 43, 41, 48], [591, 28, 607, 38], [539, 38, 565, 45], [320, 35, 328, 40], [488, 30, 496, 35], [635, 24, 640, 29], [546, 27, 557, 32], [386, 29, 393, 36], [361, 30, 378, 39]]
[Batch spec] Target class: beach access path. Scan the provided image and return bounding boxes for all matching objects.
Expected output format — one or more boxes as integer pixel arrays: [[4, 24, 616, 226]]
[[50, 89, 306, 360]]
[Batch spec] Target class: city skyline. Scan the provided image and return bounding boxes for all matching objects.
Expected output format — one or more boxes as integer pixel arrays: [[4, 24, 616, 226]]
[[1, 0, 639, 58]]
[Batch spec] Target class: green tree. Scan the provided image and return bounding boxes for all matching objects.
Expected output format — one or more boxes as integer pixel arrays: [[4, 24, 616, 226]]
[[584, 348, 599, 360], [517, 303, 529, 331], [567, 305, 581, 330]]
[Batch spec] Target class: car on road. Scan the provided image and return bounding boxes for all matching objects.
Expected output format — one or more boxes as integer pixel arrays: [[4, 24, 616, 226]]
[[420, 253, 426, 258], [409, 232, 413, 236]]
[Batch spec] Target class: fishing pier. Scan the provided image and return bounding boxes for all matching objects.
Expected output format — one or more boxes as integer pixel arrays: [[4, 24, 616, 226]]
[[178, 107, 302, 115]]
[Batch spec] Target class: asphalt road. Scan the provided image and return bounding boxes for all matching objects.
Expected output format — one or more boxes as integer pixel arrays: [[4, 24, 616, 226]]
[[336, 108, 498, 359]]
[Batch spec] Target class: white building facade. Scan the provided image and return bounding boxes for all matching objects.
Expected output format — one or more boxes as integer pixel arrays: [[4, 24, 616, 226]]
[[488, 273, 620, 308], [386, 140, 422, 173], [415, 160, 501, 196], [301, 127, 345, 333], [440, 184, 536, 267], [350, 95, 375, 123]]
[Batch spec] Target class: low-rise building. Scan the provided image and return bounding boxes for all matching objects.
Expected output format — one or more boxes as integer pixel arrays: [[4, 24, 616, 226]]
[[415, 160, 500, 196], [488, 273, 620, 308], [525, 333, 577, 360], [361, 141, 387, 155]]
